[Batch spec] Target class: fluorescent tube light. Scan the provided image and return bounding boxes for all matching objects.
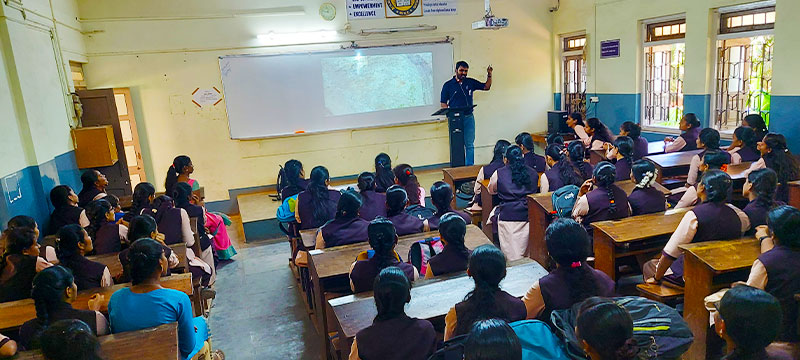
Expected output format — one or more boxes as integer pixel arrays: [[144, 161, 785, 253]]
[[359, 25, 437, 35]]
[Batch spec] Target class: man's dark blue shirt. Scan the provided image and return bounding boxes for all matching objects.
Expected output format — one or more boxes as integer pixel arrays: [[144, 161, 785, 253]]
[[440, 77, 486, 115]]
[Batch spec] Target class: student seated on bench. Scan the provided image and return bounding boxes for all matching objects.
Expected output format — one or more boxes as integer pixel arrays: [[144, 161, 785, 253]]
[[385, 186, 427, 236], [540, 143, 583, 193], [714, 286, 793, 360], [357, 172, 387, 222], [464, 319, 522, 360], [576, 297, 639, 360], [84, 199, 128, 255], [40, 319, 102, 360], [444, 245, 526, 340], [118, 215, 180, 283], [51, 225, 113, 290], [0, 333, 16, 358], [470, 140, 510, 211], [425, 213, 471, 278], [674, 150, 731, 209], [628, 160, 666, 216], [348, 267, 436, 360], [109, 238, 223, 360], [315, 190, 370, 249], [0, 217, 53, 302], [19, 265, 108, 350], [663, 113, 701, 153], [645, 170, 750, 287], [427, 182, 471, 230], [350, 217, 418, 293], [742, 169, 782, 229], [46, 185, 89, 236], [523, 219, 615, 321], [743, 205, 800, 342], [572, 162, 631, 234]]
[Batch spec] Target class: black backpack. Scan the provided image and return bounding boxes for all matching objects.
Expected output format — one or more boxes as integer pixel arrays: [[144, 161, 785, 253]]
[[405, 204, 436, 220], [427, 335, 468, 360]]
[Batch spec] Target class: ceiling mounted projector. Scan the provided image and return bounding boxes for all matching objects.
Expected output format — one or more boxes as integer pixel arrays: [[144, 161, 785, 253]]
[[472, 0, 509, 30]]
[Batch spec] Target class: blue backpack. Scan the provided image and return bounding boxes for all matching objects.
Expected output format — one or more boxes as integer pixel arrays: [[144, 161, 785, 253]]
[[276, 194, 299, 223], [551, 185, 580, 218], [510, 320, 571, 360]]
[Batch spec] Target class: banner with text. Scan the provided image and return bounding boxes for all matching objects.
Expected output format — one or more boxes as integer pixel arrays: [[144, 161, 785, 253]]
[[347, 0, 457, 20]]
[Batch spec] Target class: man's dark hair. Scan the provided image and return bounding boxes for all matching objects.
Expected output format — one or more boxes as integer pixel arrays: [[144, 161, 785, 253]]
[[456, 61, 469, 71]]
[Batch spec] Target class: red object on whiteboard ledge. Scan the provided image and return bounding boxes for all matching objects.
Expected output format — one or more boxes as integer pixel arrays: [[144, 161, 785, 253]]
[[294, 130, 305, 134]]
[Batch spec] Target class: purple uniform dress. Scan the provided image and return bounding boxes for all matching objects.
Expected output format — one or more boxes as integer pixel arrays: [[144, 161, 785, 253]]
[[736, 146, 761, 162], [759, 246, 800, 341], [62, 256, 107, 291], [633, 137, 649, 160], [628, 187, 666, 216], [47, 206, 84, 235], [355, 315, 437, 360], [296, 189, 341, 230], [358, 190, 387, 221], [581, 185, 630, 230], [544, 161, 581, 192], [678, 127, 702, 151], [0, 254, 37, 302], [743, 200, 784, 229], [614, 158, 634, 182], [427, 210, 471, 230], [144, 207, 184, 245], [453, 291, 526, 336], [573, 161, 594, 181], [93, 222, 124, 255], [473, 159, 505, 206], [320, 217, 369, 248], [350, 256, 416, 293], [523, 152, 547, 173], [538, 263, 616, 321], [493, 166, 539, 224], [387, 212, 424, 236], [427, 246, 471, 277], [664, 202, 742, 286], [19, 302, 100, 349]]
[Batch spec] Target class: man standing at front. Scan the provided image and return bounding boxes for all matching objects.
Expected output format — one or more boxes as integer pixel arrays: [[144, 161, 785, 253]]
[[440, 61, 492, 166]]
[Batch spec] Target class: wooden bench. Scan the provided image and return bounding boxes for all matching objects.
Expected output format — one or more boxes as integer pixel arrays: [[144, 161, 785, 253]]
[[442, 165, 483, 209], [13, 322, 178, 360], [0, 273, 193, 332], [308, 225, 492, 358], [329, 259, 548, 356], [592, 207, 692, 281], [526, 180, 670, 267], [645, 150, 703, 183], [87, 243, 188, 280], [12, 323, 180, 360], [680, 238, 759, 359], [478, 179, 494, 240], [635, 283, 684, 304]]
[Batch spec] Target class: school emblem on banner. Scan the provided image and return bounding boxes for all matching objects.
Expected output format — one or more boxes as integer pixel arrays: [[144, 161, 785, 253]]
[[385, 0, 423, 17]]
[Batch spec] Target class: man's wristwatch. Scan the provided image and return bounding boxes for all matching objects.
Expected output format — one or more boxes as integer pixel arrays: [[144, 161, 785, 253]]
[[759, 235, 771, 242]]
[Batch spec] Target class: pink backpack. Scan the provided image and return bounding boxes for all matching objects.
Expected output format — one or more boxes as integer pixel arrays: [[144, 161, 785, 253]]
[[407, 237, 444, 275]]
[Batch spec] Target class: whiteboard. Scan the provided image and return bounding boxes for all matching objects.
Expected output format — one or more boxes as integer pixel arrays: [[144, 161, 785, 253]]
[[219, 43, 454, 139]]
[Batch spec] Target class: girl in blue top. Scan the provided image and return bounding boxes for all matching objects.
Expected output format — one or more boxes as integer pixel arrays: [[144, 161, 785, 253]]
[[108, 238, 224, 360]]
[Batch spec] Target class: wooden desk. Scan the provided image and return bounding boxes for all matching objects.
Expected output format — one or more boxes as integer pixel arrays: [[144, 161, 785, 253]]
[[0, 273, 192, 332], [479, 179, 494, 240], [589, 150, 606, 165], [526, 180, 670, 266], [789, 180, 800, 209], [592, 208, 692, 281], [645, 150, 702, 183], [442, 165, 483, 209], [329, 260, 547, 354], [14, 323, 179, 360], [308, 225, 491, 358], [88, 243, 188, 278], [680, 238, 759, 360], [647, 140, 666, 156], [530, 132, 576, 148]]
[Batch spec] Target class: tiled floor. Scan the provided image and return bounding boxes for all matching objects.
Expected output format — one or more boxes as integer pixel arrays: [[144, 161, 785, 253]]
[[208, 216, 321, 359]]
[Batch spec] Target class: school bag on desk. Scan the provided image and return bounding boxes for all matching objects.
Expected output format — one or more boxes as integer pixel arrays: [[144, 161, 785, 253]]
[[550, 296, 693, 360], [407, 237, 444, 275], [551, 185, 580, 218], [427, 334, 468, 360], [405, 204, 436, 220]]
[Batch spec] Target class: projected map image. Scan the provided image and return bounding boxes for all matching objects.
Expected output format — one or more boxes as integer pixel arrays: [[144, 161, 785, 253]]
[[321, 52, 434, 116]]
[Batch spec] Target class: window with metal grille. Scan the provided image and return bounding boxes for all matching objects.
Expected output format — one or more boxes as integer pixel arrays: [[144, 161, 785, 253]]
[[562, 35, 586, 115], [642, 19, 685, 129], [714, 6, 774, 132]]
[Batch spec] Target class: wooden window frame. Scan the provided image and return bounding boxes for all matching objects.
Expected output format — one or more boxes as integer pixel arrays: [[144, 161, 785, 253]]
[[720, 6, 775, 35], [564, 35, 586, 52], [646, 19, 686, 43]]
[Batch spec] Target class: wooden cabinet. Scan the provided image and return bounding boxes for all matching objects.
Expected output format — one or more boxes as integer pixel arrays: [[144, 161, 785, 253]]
[[72, 125, 118, 168]]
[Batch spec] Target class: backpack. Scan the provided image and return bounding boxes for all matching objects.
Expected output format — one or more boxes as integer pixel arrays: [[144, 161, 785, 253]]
[[550, 296, 693, 360], [405, 204, 436, 220], [551, 185, 580, 218], [272, 165, 285, 202], [427, 334, 468, 360], [276, 194, 299, 223], [509, 320, 571, 360], [407, 237, 444, 275]]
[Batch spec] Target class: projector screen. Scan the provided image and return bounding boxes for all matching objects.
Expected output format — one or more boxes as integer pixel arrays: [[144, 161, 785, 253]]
[[219, 43, 454, 139]]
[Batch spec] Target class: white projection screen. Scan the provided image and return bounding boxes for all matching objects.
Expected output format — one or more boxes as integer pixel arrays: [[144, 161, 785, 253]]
[[219, 42, 454, 139]]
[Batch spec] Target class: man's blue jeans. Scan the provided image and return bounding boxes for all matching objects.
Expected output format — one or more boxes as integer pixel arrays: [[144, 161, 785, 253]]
[[463, 114, 475, 166]]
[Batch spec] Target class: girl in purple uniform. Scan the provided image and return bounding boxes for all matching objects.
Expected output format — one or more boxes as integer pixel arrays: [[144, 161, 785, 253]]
[[385, 185, 427, 236], [470, 140, 510, 211], [572, 162, 631, 233], [356, 172, 387, 221], [728, 127, 761, 164], [349, 218, 418, 293], [84, 199, 128, 255], [628, 160, 666, 216], [428, 181, 471, 230], [568, 141, 593, 181], [664, 113, 702, 153], [425, 212, 471, 278], [374, 153, 395, 193], [607, 136, 635, 182], [620, 121, 648, 160], [541, 143, 583, 193], [742, 168, 782, 229], [315, 190, 370, 249], [488, 146, 539, 261], [515, 132, 547, 173], [687, 128, 730, 186], [295, 166, 341, 230]]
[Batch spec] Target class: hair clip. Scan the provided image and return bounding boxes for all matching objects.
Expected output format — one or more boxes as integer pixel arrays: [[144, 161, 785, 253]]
[[570, 261, 581, 268], [405, 169, 412, 176], [721, 164, 729, 172], [785, 149, 790, 153], [609, 200, 615, 204]]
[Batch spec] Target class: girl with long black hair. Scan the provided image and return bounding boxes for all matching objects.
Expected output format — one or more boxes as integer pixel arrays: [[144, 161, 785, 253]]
[[606, 136, 635, 181], [84, 199, 128, 255], [585, 118, 615, 151], [280, 159, 307, 199], [123, 182, 156, 223], [572, 162, 631, 232], [566, 112, 590, 147], [173, 182, 215, 286], [745, 133, 800, 203], [0, 217, 53, 302], [374, 153, 395, 193], [541, 143, 583, 193], [522, 219, 615, 320], [164, 155, 194, 196], [47, 185, 90, 236], [393, 163, 425, 206], [628, 159, 666, 215], [316, 190, 370, 249], [742, 168, 781, 228], [620, 121, 648, 160], [295, 166, 341, 229], [742, 113, 768, 141], [428, 181, 471, 230], [576, 297, 639, 360], [54, 224, 112, 290], [426, 212, 471, 278], [18, 266, 108, 350], [444, 244, 526, 339], [356, 172, 387, 221], [515, 132, 546, 173], [349, 217, 418, 293], [687, 128, 730, 186], [568, 141, 593, 180], [728, 126, 761, 164], [470, 140, 510, 211], [464, 319, 523, 360], [385, 185, 427, 236], [77, 170, 108, 208], [664, 113, 702, 153], [645, 170, 750, 286], [348, 267, 436, 360], [675, 150, 731, 209], [118, 215, 179, 283], [487, 145, 539, 261]]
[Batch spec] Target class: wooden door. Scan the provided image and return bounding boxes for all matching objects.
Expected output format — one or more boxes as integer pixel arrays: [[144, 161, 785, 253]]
[[113, 88, 146, 188], [76, 89, 132, 198]]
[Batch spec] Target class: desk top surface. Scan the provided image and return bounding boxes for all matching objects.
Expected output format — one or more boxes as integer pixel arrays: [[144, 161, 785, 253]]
[[330, 260, 547, 339], [528, 180, 669, 213], [591, 207, 692, 243], [645, 150, 703, 168], [310, 225, 490, 280], [680, 238, 759, 273], [443, 165, 484, 181]]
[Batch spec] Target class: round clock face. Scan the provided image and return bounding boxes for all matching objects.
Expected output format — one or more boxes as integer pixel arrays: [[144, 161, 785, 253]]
[[320, 3, 336, 21]]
